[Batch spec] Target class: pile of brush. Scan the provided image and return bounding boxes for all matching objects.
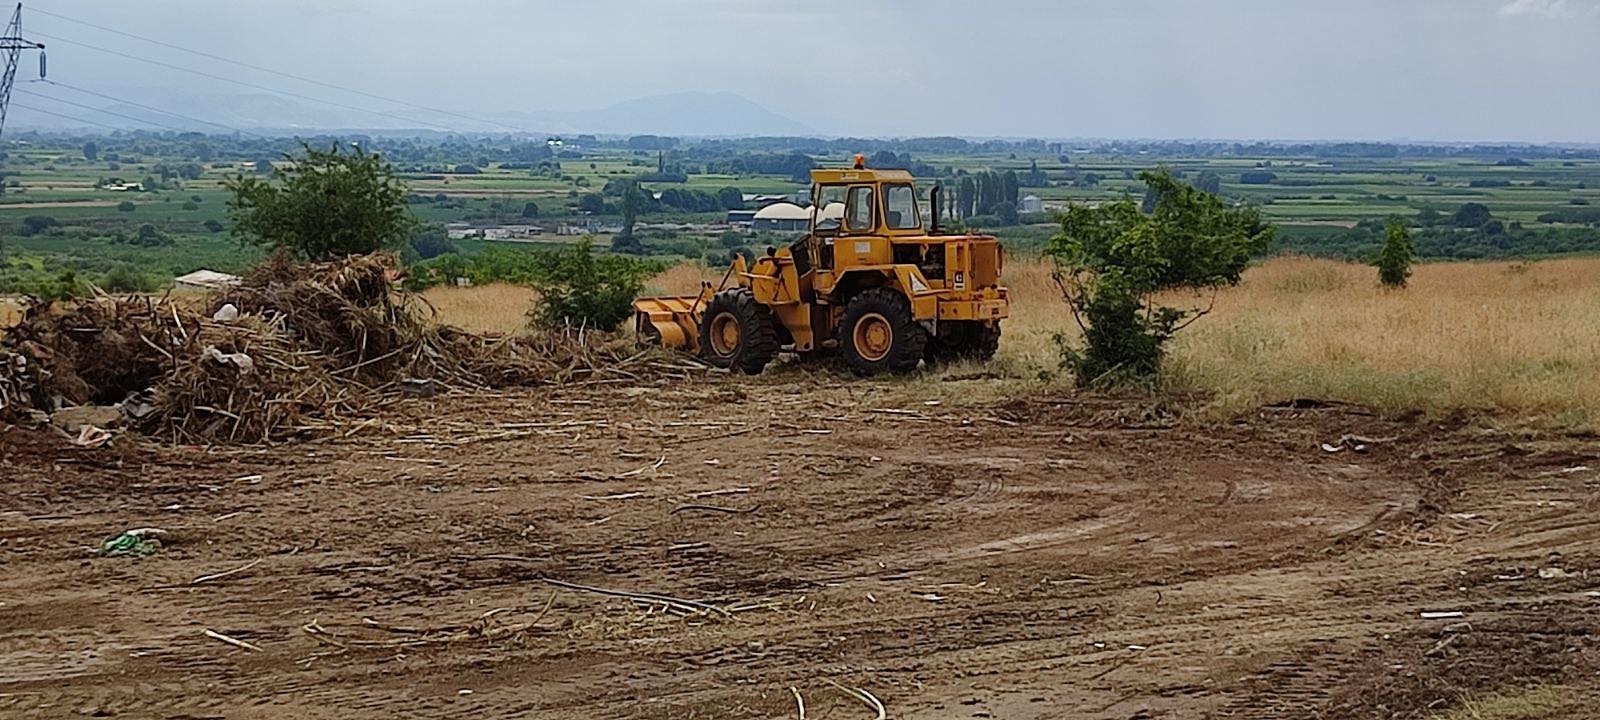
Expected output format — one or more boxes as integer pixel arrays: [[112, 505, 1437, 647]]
[[0, 254, 674, 444]]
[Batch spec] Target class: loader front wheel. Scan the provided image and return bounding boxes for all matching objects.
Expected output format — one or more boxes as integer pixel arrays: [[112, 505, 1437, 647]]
[[697, 289, 777, 374], [839, 287, 927, 377]]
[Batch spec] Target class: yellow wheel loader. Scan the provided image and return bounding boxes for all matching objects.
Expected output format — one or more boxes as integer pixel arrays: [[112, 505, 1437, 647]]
[[634, 157, 1009, 376]]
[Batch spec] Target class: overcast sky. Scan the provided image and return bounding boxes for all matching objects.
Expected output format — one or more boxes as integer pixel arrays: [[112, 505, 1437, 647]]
[[17, 0, 1600, 141]]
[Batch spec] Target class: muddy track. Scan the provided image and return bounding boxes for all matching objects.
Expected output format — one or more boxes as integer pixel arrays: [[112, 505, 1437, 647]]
[[1, 378, 1597, 719]]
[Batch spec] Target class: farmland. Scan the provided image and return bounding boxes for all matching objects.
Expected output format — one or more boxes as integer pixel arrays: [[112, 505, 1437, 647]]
[[3, 132, 1600, 297]]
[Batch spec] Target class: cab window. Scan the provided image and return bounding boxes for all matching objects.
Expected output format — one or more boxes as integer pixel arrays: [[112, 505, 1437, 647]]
[[811, 184, 846, 232], [883, 183, 919, 230], [845, 185, 875, 232]]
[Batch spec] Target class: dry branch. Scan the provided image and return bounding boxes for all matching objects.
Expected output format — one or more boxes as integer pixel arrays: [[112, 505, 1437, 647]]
[[204, 628, 262, 652], [191, 558, 263, 585], [825, 680, 886, 720], [0, 254, 683, 444], [538, 576, 731, 617]]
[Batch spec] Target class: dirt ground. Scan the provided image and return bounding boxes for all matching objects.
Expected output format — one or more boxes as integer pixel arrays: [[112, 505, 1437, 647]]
[[2, 374, 1598, 719]]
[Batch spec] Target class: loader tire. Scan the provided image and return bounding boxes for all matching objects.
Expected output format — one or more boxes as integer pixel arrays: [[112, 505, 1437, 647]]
[[697, 289, 777, 375], [926, 321, 1001, 363], [839, 287, 927, 377]]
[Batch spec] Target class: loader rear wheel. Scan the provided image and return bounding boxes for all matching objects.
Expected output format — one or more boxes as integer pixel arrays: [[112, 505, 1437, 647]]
[[926, 321, 1001, 363], [839, 287, 927, 377], [697, 289, 777, 374]]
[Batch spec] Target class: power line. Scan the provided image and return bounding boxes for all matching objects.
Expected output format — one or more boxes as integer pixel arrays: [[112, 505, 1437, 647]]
[[15, 85, 194, 133], [32, 30, 465, 133], [42, 79, 261, 137], [28, 5, 522, 133], [9, 100, 125, 131]]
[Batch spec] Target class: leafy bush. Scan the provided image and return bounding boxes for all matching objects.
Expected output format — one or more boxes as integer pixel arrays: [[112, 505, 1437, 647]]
[[1048, 169, 1273, 386], [133, 224, 172, 247], [225, 144, 415, 260], [101, 264, 156, 293], [611, 234, 644, 254], [20, 215, 59, 236], [116, 201, 136, 212], [1375, 218, 1415, 288], [529, 238, 655, 331], [1454, 202, 1493, 228], [409, 226, 459, 260]]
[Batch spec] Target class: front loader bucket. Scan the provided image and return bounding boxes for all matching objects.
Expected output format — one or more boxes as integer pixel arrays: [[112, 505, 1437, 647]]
[[633, 295, 704, 353]]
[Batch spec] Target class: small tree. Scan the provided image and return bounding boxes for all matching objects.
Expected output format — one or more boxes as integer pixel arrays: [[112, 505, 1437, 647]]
[[101, 264, 154, 293], [1048, 169, 1273, 386], [1375, 218, 1415, 288], [225, 144, 415, 260], [1453, 202, 1492, 228], [529, 237, 653, 331], [619, 182, 645, 238], [408, 226, 459, 260], [20, 215, 58, 236]]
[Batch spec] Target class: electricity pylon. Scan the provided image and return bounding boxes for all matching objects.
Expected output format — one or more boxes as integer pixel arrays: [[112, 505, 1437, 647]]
[[0, 3, 46, 141]]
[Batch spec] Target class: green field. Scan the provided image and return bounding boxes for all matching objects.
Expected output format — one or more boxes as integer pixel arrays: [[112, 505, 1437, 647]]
[[3, 131, 1599, 294]]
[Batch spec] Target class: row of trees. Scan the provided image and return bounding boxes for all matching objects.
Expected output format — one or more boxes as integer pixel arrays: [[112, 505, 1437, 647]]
[[953, 170, 1021, 222]]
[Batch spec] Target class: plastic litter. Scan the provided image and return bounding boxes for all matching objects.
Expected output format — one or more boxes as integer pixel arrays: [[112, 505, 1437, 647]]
[[204, 346, 256, 375], [100, 527, 167, 556]]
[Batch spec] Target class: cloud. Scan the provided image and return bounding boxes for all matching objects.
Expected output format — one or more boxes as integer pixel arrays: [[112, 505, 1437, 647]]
[[1497, 0, 1595, 17]]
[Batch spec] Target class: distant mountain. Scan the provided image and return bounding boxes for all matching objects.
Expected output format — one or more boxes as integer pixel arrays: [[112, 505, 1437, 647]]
[[13, 87, 812, 137]]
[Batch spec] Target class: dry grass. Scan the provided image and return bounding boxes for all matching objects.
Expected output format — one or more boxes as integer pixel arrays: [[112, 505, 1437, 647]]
[[421, 284, 539, 335], [998, 255, 1600, 425], [379, 253, 1600, 427], [418, 264, 719, 336], [1429, 685, 1581, 720]]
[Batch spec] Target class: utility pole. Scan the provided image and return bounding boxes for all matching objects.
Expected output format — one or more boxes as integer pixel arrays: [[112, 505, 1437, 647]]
[[0, 3, 46, 142]]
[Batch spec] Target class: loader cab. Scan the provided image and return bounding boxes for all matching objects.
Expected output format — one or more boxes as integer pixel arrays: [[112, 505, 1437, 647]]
[[802, 167, 923, 273]]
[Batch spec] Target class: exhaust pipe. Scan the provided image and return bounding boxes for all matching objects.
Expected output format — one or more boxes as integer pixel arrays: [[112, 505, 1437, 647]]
[[930, 184, 942, 235]]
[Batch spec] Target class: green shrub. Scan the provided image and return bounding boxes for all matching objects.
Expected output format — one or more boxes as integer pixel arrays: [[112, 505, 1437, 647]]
[[19, 215, 58, 236], [1375, 218, 1415, 288], [116, 201, 135, 212], [225, 144, 415, 260], [409, 226, 459, 260], [101, 264, 156, 293], [1048, 168, 1273, 386], [529, 238, 654, 331]]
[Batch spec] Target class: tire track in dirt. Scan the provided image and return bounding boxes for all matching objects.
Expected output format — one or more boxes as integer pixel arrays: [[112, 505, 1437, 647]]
[[3, 385, 1597, 718]]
